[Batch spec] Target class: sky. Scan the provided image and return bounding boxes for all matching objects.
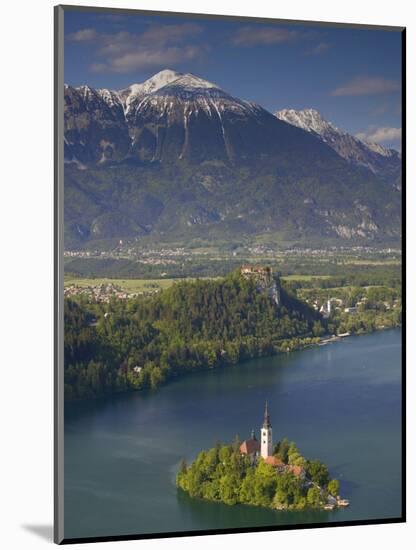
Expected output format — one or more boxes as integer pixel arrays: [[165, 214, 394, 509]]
[[64, 8, 403, 151]]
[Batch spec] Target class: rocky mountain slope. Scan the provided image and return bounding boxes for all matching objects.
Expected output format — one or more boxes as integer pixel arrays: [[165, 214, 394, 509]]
[[275, 108, 401, 189], [63, 70, 401, 248], [65, 70, 339, 166]]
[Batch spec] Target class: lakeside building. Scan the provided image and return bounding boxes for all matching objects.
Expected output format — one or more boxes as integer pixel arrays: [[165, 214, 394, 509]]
[[240, 402, 273, 460], [260, 401, 273, 458], [320, 299, 332, 318], [240, 402, 305, 479], [239, 402, 272, 461]]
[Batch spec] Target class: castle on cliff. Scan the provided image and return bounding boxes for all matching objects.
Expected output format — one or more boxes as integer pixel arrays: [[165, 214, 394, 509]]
[[240, 265, 280, 306]]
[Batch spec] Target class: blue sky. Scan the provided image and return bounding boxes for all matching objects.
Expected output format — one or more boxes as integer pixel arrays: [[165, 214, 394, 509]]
[[64, 9, 403, 150]]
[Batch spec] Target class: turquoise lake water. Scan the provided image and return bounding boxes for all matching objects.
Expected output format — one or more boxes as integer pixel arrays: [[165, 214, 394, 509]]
[[64, 328, 402, 539]]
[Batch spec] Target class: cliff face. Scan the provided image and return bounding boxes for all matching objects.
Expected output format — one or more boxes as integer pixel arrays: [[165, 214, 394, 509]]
[[275, 108, 401, 190], [240, 266, 281, 306]]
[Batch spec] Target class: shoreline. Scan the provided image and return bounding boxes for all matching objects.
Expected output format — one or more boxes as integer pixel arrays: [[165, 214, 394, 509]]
[[178, 486, 349, 513], [65, 325, 401, 403]]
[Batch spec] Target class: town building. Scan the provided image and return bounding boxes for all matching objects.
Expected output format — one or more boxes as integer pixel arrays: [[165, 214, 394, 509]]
[[239, 429, 260, 463], [240, 402, 273, 460], [264, 455, 286, 473], [320, 298, 332, 318], [240, 402, 305, 479], [261, 401, 273, 458]]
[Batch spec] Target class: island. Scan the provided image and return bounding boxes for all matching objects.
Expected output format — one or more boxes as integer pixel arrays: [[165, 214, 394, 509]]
[[176, 403, 349, 511]]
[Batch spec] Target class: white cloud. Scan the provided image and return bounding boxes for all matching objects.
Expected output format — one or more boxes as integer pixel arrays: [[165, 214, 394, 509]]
[[68, 24, 205, 74], [356, 127, 401, 145], [67, 28, 99, 42], [331, 76, 400, 96], [232, 26, 299, 46], [307, 42, 330, 55], [91, 46, 203, 74]]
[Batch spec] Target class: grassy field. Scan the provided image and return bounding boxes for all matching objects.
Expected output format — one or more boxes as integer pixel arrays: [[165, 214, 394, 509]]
[[281, 275, 333, 281], [65, 274, 336, 294], [340, 259, 401, 266], [64, 276, 222, 293], [64, 276, 178, 293]]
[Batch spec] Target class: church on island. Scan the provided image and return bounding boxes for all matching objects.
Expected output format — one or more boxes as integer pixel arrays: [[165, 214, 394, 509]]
[[240, 402, 305, 478]]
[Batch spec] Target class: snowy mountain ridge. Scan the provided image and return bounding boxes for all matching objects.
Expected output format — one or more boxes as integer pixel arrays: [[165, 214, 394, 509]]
[[275, 107, 398, 157], [275, 107, 401, 184], [64, 71, 401, 191], [276, 108, 344, 139], [63, 70, 401, 247], [66, 69, 258, 127], [65, 68, 272, 165]]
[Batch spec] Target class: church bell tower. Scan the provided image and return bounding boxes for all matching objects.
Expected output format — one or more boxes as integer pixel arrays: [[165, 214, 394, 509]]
[[261, 401, 273, 458]]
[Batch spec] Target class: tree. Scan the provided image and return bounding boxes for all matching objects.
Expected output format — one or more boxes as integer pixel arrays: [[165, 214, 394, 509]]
[[149, 365, 164, 389], [64, 270, 323, 400], [176, 439, 337, 511], [328, 479, 340, 497], [274, 438, 290, 463], [287, 441, 306, 467], [219, 473, 239, 505], [186, 467, 204, 498], [232, 434, 241, 453], [218, 445, 232, 464], [176, 459, 188, 490], [312, 321, 324, 337], [239, 469, 256, 503], [179, 458, 187, 474], [306, 486, 321, 507], [253, 461, 278, 506], [306, 459, 329, 487]]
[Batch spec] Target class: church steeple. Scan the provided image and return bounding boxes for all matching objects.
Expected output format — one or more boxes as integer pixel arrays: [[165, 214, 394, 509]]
[[261, 401, 273, 458], [263, 401, 271, 429]]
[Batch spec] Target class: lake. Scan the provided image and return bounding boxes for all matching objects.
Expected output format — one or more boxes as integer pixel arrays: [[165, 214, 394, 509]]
[[64, 328, 402, 539]]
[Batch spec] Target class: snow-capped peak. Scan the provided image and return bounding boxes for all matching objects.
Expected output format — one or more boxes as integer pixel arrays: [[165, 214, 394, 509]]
[[117, 70, 226, 111], [118, 69, 183, 113], [149, 72, 230, 103], [162, 73, 219, 91], [361, 140, 396, 158], [96, 88, 123, 109], [276, 108, 398, 155], [139, 69, 183, 94], [276, 108, 342, 137], [76, 84, 98, 100], [275, 107, 400, 178]]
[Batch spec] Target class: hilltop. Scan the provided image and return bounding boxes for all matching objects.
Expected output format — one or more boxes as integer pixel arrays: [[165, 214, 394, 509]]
[[64, 268, 323, 400]]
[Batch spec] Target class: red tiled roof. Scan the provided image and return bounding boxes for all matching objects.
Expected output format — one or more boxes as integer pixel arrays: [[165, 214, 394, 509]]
[[264, 456, 285, 467], [287, 465, 305, 477], [240, 439, 260, 455]]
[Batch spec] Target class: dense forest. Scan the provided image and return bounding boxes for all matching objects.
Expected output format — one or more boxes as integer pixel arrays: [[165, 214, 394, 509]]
[[176, 438, 340, 510], [64, 271, 323, 400]]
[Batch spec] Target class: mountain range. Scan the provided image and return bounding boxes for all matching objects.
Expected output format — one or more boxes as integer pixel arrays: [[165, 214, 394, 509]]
[[275, 108, 401, 190], [63, 69, 401, 248]]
